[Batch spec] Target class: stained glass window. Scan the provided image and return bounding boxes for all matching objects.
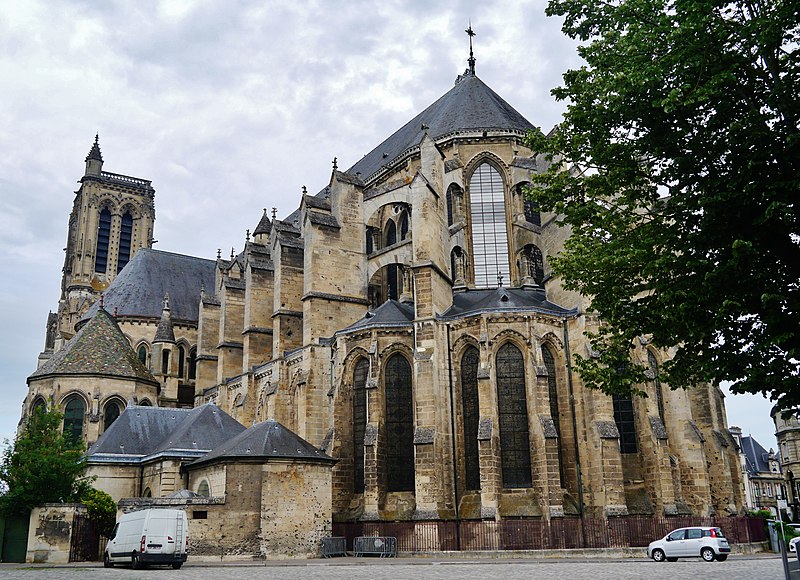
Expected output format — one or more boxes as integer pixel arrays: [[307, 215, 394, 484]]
[[461, 347, 481, 491], [496, 343, 531, 488], [385, 354, 414, 492], [613, 394, 638, 453], [117, 211, 133, 273], [64, 397, 85, 444], [95, 208, 112, 273], [103, 400, 121, 431], [353, 358, 368, 493]]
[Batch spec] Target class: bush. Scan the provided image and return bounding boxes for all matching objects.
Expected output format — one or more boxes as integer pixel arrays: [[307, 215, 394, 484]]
[[81, 488, 117, 537]]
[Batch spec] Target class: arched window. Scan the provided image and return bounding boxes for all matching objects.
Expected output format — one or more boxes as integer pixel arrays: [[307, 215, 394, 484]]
[[103, 400, 121, 431], [117, 211, 133, 273], [63, 397, 85, 445], [542, 345, 565, 486], [366, 226, 374, 254], [470, 163, 510, 288], [496, 343, 531, 488], [162, 349, 170, 374], [139, 399, 152, 406], [353, 358, 369, 493], [188, 348, 197, 380], [386, 264, 399, 301], [385, 219, 397, 246], [522, 245, 545, 286], [95, 208, 112, 274], [197, 480, 210, 497], [399, 211, 409, 240], [178, 345, 186, 379], [648, 350, 665, 424], [138, 344, 148, 365], [461, 347, 481, 491], [517, 183, 541, 226], [143, 488, 152, 498], [446, 184, 457, 226], [612, 393, 638, 453], [31, 397, 46, 416], [385, 354, 414, 492]]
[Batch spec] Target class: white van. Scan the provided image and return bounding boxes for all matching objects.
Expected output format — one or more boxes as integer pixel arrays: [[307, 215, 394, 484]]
[[104, 508, 188, 569]]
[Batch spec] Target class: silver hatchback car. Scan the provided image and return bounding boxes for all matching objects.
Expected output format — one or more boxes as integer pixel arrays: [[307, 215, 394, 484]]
[[647, 526, 730, 562]]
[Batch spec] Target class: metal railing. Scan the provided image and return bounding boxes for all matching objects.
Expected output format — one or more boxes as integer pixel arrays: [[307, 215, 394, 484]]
[[333, 516, 768, 553]]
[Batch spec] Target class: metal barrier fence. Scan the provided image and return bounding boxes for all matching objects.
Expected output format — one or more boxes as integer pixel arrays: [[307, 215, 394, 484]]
[[333, 516, 768, 553], [321, 536, 347, 557], [353, 536, 397, 557]]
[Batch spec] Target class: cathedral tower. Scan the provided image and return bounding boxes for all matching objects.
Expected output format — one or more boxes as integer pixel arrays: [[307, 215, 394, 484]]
[[54, 136, 155, 345]]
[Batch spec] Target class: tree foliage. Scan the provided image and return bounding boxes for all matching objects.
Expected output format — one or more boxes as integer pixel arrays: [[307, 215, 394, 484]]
[[80, 488, 117, 537], [526, 0, 800, 408], [0, 406, 93, 515]]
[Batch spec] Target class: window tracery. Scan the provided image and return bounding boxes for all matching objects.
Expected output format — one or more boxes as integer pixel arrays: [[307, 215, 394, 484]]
[[496, 343, 531, 488], [461, 346, 481, 491], [385, 354, 414, 492], [470, 163, 509, 288]]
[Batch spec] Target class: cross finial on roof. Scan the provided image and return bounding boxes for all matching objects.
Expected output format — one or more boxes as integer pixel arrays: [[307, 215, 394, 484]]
[[302, 185, 307, 195], [497, 272, 504, 287], [332, 157, 338, 171], [162, 293, 170, 311], [246, 229, 250, 242], [217, 248, 221, 259], [466, 22, 476, 75], [230, 247, 235, 259], [99, 294, 105, 310], [271, 207, 277, 220]]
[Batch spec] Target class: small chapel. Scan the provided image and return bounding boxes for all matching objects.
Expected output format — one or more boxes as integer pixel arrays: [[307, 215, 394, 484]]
[[22, 40, 745, 557]]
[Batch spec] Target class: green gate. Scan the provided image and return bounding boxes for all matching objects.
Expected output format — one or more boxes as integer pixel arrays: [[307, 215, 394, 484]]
[[0, 513, 30, 563]]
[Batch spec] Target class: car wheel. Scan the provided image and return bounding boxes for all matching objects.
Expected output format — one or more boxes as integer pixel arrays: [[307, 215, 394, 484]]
[[132, 552, 142, 569], [701, 547, 715, 562], [652, 548, 666, 562], [716, 555, 727, 562], [666, 557, 678, 562], [103, 552, 113, 568], [172, 562, 183, 570]]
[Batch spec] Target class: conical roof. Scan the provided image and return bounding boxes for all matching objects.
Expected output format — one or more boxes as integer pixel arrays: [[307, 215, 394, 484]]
[[85, 134, 103, 162], [348, 73, 536, 183], [190, 419, 335, 468], [254, 209, 272, 235], [153, 294, 176, 343], [29, 308, 156, 384]]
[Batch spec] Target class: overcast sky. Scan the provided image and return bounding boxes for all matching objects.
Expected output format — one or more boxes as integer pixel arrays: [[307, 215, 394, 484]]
[[0, 0, 777, 453]]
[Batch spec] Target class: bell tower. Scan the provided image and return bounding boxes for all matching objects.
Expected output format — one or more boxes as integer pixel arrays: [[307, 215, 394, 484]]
[[55, 136, 156, 345]]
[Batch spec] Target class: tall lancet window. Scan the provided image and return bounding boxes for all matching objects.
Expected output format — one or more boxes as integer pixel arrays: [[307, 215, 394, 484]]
[[95, 208, 112, 273], [117, 211, 133, 273], [470, 163, 510, 287]]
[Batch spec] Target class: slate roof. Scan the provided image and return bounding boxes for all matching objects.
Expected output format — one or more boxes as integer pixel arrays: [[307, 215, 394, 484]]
[[440, 287, 576, 320], [253, 209, 272, 235], [82, 249, 215, 325], [741, 435, 776, 476], [348, 73, 536, 183], [29, 308, 157, 384], [189, 419, 335, 468], [86, 404, 246, 462], [337, 300, 415, 335]]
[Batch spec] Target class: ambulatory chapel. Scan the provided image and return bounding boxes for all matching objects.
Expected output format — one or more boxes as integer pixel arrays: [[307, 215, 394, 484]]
[[22, 51, 745, 552]]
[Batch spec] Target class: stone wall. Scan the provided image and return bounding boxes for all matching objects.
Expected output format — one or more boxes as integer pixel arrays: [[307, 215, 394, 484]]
[[26, 504, 82, 564]]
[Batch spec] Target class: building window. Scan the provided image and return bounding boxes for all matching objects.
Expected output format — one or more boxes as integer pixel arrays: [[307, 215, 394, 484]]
[[460, 347, 481, 491], [103, 400, 121, 431], [648, 350, 665, 424], [517, 183, 541, 227], [192, 511, 208, 520], [31, 397, 46, 416], [385, 354, 414, 492], [188, 348, 197, 380], [496, 343, 531, 488], [521, 244, 544, 286], [197, 480, 210, 497], [178, 345, 186, 379], [385, 219, 397, 246], [366, 227, 374, 254], [613, 394, 638, 453], [353, 358, 368, 494], [399, 211, 409, 240], [138, 345, 148, 366], [542, 345, 564, 486], [117, 211, 133, 273], [446, 185, 455, 226], [386, 264, 399, 301], [63, 397, 85, 444], [470, 163, 509, 288], [95, 208, 112, 274], [162, 350, 170, 374]]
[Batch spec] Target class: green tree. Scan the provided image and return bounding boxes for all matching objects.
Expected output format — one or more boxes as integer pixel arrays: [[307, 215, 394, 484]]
[[527, 0, 799, 407], [0, 406, 93, 515], [80, 488, 117, 537]]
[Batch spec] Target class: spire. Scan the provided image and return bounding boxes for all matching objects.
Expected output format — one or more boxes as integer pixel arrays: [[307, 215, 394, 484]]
[[84, 134, 104, 176], [466, 23, 476, 76], [153, 293, 175, 343], [254, 207, 272, 240]]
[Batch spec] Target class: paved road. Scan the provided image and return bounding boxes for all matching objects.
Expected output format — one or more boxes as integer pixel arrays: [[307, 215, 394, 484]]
[[0, 555, 789, 580]]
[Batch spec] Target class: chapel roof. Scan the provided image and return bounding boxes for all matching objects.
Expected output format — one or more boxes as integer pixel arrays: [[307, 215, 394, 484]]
[[348, 73, 536, 183], [188, 419, 335, 468], [86, 404, 245, 460], [82, 249, 215, 326], [439, 287, 576, 320], [29, 308, 157, 384], [741, 435, 777, 476], [337, 299, 415, 335]]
